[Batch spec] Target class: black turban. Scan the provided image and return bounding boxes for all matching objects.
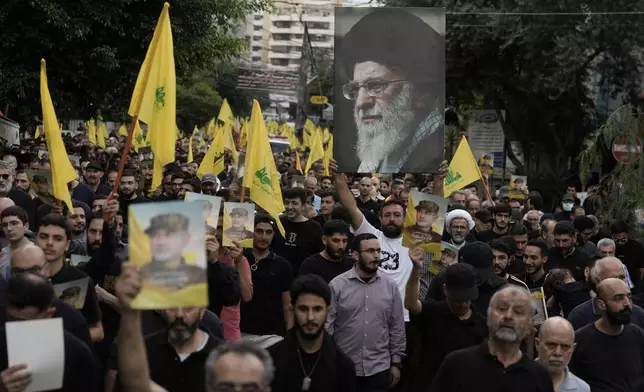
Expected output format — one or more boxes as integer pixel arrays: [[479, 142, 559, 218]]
[[341, 8, 444, 83]]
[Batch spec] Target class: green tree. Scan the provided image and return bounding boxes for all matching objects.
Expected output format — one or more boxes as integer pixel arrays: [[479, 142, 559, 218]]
[[383, 0, 644, 206], [176, 70, 223, 132], [0, 0, 270, 124], [310, 47, 334, 100]]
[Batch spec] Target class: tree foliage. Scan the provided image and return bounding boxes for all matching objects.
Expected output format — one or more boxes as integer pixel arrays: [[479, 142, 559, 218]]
[[383, 0, 644, 206], [0, 0, 270, 124]]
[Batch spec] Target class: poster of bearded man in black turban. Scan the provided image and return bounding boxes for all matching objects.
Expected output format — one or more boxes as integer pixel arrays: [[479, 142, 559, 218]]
[[334, 7, 445, 173]]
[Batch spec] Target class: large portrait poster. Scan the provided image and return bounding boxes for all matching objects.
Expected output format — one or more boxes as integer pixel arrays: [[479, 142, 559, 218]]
[[334, 7, 445, 173]]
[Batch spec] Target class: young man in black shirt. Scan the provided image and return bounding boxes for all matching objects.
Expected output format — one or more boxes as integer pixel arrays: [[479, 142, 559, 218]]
[[242, 214, 294, 341], [524, 239, 549, 289], [35, 213, 103, 342], [354, 177, 380, 214], [270, 274, 355, 392], [272, 187, 324, 275], [489, 239, 529, 290], [0, 273, 98, 392], [546, 221, 589, 282], [312, 191, 337, 227], [610, 221, 644, 292], [570, 278, 644, 392], [405, 259, 488, 391], [475, 204, 512, 243], [299, 220, 354, 284], [430, 286, 554, 392]]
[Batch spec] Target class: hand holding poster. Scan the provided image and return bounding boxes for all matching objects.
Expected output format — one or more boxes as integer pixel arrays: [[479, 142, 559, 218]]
[[223, 202, 255, 248], [334, 7, 445, 173], [509, 175, 528, 200], [428, 242, 459, 275], [402, 191, 448, 260], [129, 201, 207, 309]]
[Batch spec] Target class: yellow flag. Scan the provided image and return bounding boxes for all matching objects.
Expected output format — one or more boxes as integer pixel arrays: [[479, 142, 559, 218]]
[[197, 126, 224, 179], [40, 59, 76, 212], [238, 123, 248, 148], [218, 98, 235, 125], [128, 211, 151, 267], [188, 132, 194, 163], [128, 2, 176, 191], [97, 122, 108, 148], [88, 119, 97, 145], [132, 120, 147, 151], [206, 118, 216, 139], [243, 100, 286, 237], [443, 136, 483, 197], [118, 124, 128, 137], [323, 134, 333, 176], [35, 126, 42, 139], [223, 123, 239, 163], [295, 151, 303, 174], [305, 128, 324, 174]]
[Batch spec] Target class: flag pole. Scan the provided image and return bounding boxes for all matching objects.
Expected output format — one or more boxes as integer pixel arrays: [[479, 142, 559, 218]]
[[241, 188, 246, 202], [109, 3, 167, 196]]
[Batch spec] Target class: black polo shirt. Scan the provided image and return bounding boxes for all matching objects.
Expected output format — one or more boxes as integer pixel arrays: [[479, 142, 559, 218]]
[[240, 250, 293, 337], [355, 196, 380, 214], [429, 341, 554, 392], [116, 329, 220, 392], [545, 247, 589, 282], [412, 301, 488, 390]]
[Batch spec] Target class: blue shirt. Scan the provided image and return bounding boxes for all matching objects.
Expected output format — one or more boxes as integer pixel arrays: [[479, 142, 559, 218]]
[[568, 297, 644, 331]]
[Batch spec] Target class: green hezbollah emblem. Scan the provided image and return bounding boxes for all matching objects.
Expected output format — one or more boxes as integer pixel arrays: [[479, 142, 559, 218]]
[[445, 170, 462, 186], [255, 167, 272, 186], [155, 86, 166, 109]]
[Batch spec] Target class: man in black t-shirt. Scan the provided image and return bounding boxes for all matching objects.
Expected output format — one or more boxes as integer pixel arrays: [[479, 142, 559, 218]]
[[272, 188, 324, 275], [299, 220, 354, 283]]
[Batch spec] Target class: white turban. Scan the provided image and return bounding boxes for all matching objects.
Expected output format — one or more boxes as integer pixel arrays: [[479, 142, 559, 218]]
[[445, 209, 475, 234]]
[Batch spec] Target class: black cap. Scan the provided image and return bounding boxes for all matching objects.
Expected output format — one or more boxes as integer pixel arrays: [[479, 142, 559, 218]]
[[459, 241, 496, 279], [444, 263, 479, 301], [86, 161, 103, 171], [475, 209, 493, 223]]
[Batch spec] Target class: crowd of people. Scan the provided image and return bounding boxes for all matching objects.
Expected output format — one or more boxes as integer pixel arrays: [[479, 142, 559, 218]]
[[0, 131, 642, 392]]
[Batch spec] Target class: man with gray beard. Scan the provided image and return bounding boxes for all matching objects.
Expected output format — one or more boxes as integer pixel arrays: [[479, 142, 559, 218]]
[[338, 8, 445, 173], [430, 286, 554, 392]]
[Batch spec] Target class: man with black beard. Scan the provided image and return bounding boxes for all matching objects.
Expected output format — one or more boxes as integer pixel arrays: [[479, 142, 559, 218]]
[[299, 220, 354, 284], [270, 274, 356, 392], [338, 8, 445, 173], [117, 170, 149, 226], [546, 221, 589, 282], [570, 278, 644, 392]]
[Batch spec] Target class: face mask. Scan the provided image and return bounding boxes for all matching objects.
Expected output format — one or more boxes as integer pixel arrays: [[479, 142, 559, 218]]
[[562, 202, 573, 212]]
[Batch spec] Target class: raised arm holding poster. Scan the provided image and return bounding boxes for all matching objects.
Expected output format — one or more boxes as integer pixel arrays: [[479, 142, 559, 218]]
[[334, 7, 445, 173]]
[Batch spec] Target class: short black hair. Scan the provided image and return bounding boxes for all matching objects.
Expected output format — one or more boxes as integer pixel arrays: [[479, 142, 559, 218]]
[[93, 194, 108, 201], [38, 213, 71, 240], [6, 273, 55, 313], [320, 176, 333, 183], [609, 221, 629, 235], [330, 205, 352, 225], [509, 223, 528, 236], [352, 233, 378, 251], [323, 220, 350, 237], [255, 213, 275, 228], [571, 205, 584, 215], [283, 187, 307, 204], [0, 205, 29, 224], [121, 169, 137, 179], [525, 239, 549, 258], [488, 239, 511, 256], [317, 190, 338, 202], [379, 199, 405, 218], [554, 221, 575, 237], [290, 274, 331, 306], [573, 216, 595, 232]]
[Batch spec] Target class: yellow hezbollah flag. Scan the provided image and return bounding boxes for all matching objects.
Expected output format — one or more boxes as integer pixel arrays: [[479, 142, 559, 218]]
[[197, 125, 224, 179], [40, 59, 76, 212], [295, 151, 303, 174], [35, 126, 42, 140], [323, 134, 333, 176], [118, 124, 128, 137], [444, 136, 482, 197], [88, 120, 97, 145], [218, 98, 235, 125], [97, 122, 108, 148], [243, 100, 286, 237], [305, 128, 324, 174], [132, 120, 148, 151], [188, 132, 194, 163], [206, 118, 216, 139], [223, 123, 239, 163], [128, 2, 176, 191]]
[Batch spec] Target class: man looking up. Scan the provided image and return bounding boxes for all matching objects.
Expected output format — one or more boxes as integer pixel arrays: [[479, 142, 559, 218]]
[[299, 220, 354, 284]]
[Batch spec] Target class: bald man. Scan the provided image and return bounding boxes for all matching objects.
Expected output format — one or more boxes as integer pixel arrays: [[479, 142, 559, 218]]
[[8, 244, 92, 347], [430, 286, 553, 392], [568, 257, 644, 330], [570, 278, 644, 392], [537, 317, 589, 392]]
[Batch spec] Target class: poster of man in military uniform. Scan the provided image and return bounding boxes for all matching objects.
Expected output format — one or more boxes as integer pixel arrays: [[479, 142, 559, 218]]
[[129, 200, 207, 308], [184, 191, 222, 227], [402, 191, 448, 259], [223, 202, 255, 248]]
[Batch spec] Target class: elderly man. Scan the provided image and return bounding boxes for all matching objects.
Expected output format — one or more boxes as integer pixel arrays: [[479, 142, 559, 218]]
[[537, 317, 590, 392], [444, 209, 475, 249], [338, 8, 444, 173]]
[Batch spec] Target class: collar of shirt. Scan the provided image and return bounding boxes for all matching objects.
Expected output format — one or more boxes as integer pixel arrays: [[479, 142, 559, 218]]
[[346, 266, 380, 284]]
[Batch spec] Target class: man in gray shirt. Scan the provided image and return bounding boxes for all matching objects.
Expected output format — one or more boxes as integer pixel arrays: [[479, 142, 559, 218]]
[[326, 233, 406, 392]]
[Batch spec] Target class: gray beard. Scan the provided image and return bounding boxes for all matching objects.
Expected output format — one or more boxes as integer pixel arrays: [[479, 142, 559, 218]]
[[354, 84, 415, 165]]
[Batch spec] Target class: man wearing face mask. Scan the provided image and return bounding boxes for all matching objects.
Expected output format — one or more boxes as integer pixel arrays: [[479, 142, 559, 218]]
[[546, 221, 590, 282], [555, 194, 576, 221], [570, 278, 644, 392]]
